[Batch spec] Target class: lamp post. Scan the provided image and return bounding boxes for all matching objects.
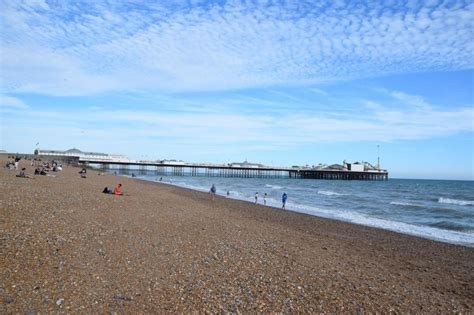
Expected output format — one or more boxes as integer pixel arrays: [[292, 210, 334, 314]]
[[377, 145, 380, 170]]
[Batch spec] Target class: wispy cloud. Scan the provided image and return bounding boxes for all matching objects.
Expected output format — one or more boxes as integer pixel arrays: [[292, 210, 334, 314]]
[[1, 1, 472, 95], [0, 95, 29, 109], [310, 88, 328, 96], [2, 90, 472, 158]]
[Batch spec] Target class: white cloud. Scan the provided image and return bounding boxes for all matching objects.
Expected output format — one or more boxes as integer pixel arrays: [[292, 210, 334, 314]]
[[1, 90, 472, 156], [0, 1, 473, 95], [390, 91, 432, 110], [310, 88, 328, 96], [0, 95, 29, 109]]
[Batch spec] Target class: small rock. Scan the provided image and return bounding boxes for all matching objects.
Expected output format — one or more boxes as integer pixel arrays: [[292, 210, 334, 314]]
[[56, 298, 64, 306]]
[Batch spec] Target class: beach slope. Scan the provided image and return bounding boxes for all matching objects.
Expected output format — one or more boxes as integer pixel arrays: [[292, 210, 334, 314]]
[[1, 160, 473, 313]]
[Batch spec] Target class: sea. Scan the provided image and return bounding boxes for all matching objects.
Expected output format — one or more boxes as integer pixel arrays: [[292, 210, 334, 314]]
[[114, 171, 474, 247]]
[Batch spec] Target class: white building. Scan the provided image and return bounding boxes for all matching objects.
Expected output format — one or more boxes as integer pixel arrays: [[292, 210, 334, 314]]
[[35, 148, 129, 162], [229, 161, 265, 168], [158, 159, 186, 165], [346, 162, 365, 172]]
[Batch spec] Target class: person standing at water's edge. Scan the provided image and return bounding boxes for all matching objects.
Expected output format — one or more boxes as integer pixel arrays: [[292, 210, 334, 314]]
[[209, 184, 216, 200], [264, 193, 267, 205], [255, 192, 259, 204], [282, 192, 288, 209]]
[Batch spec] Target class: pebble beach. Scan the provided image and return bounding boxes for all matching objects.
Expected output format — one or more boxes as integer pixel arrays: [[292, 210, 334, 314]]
[[1, 158, 473, 313]]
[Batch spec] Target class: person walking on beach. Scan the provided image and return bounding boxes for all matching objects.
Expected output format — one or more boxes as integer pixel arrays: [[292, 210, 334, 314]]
[[210, 184, 216, 200], [264, 193, 267, 205], [282, 192, 288, 210], [255, 192, 259, 204]]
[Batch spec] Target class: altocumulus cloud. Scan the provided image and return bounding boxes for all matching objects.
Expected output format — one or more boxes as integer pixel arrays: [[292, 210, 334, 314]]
[[0, 0, 473, 95]]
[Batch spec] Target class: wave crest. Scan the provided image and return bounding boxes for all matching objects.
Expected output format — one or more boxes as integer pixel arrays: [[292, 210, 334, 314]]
[[265, 184, 283, 189], [318, 190, 345, 196], [438, 197, 474, 206], [390, 201, 423, 207]]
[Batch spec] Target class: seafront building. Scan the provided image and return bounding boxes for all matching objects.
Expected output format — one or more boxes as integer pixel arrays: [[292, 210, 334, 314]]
[[35, 148, 129, 163], [229, 161, 265, 168]]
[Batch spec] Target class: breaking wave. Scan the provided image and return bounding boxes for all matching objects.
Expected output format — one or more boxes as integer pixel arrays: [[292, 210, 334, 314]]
[[265, 184, 283, 189], [390, 201, 424, 208], [318, 190, 345, 196], [438, 197, 474, 206]]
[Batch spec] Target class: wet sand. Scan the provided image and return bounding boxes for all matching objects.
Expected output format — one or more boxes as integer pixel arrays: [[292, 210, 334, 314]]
[[1, 158, 473, 313]]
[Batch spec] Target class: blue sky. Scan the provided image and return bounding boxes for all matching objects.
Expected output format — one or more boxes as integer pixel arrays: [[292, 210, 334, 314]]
[[0, 0, 473, 180]]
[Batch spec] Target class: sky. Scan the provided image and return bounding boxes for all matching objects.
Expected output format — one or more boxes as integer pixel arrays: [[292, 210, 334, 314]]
[[0, 0, 473, 180]]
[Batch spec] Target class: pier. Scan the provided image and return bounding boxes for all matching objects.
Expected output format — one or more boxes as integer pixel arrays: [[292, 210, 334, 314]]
[[80, 159, 389, 181]]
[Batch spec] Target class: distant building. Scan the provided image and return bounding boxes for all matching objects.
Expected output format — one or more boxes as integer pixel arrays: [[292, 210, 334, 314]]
[[35, 148, 129, 162], [159, 159, 186, 165], [346, 162, 365, 172], [341, 160, 386, 172], [229, 160, 265, 168], [326, 164, 345, 171]]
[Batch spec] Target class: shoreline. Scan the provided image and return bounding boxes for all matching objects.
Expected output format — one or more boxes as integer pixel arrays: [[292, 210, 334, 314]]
[[2, 159, 473, 312], [121, 173, 474, 248]]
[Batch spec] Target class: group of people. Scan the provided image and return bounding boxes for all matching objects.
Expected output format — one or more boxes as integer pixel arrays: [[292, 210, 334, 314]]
[[35, 160, 63, 176], [5, 157, 21, 170], [6, 156, 64, 178], [255, 191, 287, 209], [6, 155, 126, 197], [254, 192, 268, 205], [210, 184, 288, 209]]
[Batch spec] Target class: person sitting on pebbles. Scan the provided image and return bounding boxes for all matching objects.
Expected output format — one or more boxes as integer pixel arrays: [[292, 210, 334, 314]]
[[102, 183, 123, 195], [35, 167, 47, 176], [113, 183, 123, 195], [16, 168, 30, 178], [79, 168, 87, 178]]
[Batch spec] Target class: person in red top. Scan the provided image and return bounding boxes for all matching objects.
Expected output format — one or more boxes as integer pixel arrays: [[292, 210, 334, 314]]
[[112, 183, 123, 195]]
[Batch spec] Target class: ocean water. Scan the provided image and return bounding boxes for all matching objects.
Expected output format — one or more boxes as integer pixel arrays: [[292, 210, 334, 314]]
[[115, 171, 474, 247]]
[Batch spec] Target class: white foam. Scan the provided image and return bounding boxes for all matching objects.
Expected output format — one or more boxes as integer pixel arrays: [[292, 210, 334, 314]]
[[390, 201, 423, 207], [265, 184, 283, 189], [438, 197, 474, 206], [318, 190, 345, 196], [288, 203, 474, 247]]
